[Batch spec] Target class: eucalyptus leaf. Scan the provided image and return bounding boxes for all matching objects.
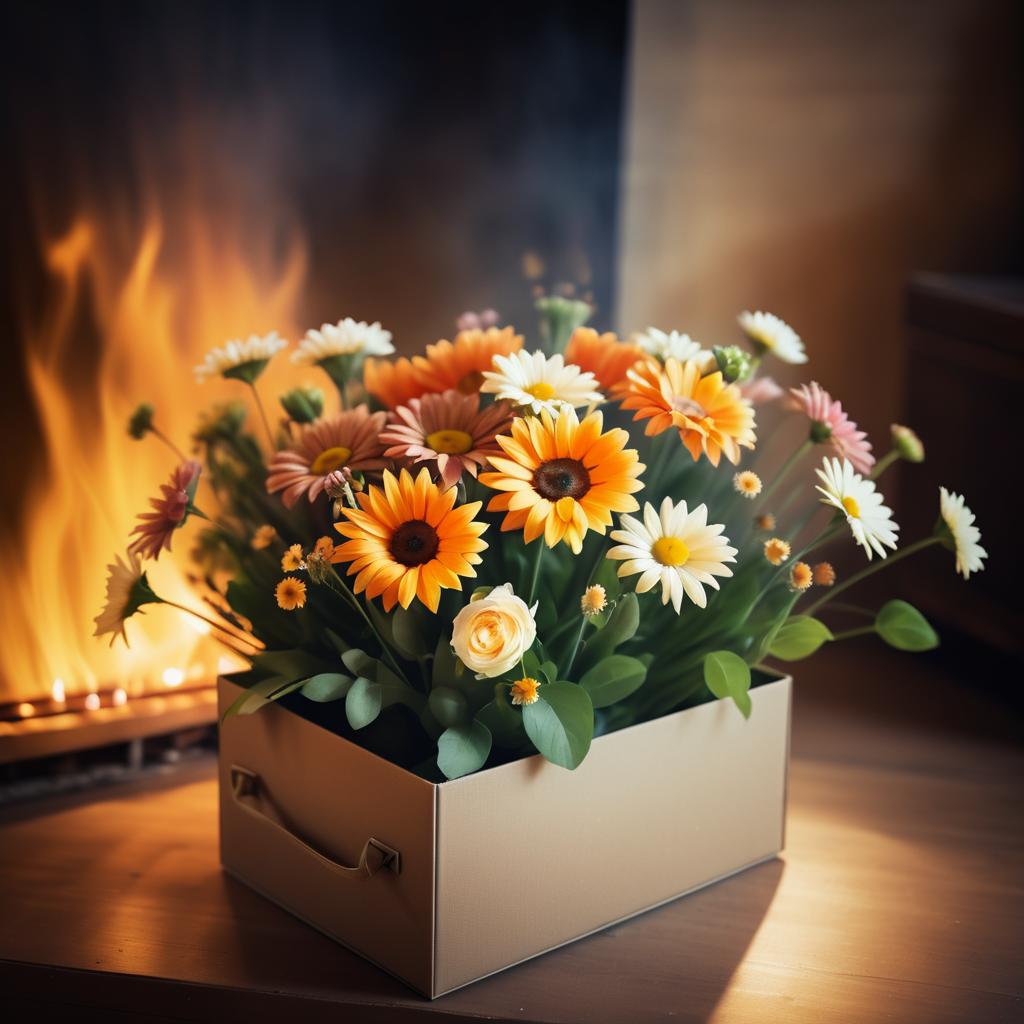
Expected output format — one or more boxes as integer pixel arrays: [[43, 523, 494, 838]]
[[341, 648, 375, 677], [391, 605, 426, 660], [769, 616, 834, 661], [221, 676, 303, 722], [704, 650, 752, 719], [432, 631, 459, 689], [428, 686, 469, 729], [539, 660, 558, 686], [876, 600, 939, 652], [579, 654, 647, 708], [436, 720, 492, 779], [476, 698, 526, 747], [300, 673, 353, 703], [345, 676, 382, 729], [523, 681, 594, 769]]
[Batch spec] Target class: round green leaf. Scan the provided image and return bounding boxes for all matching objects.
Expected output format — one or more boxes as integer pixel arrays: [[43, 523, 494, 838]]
[[345, 676, 382, 730], [703, 650, 752, 719], [875, 600, 939, 652], [579, 654, 647, 708], [769, 616, 834, 661], [437, 721, 492, 780], [428, 686, 469, 729], [523, 681, 594, 769], [300, 673, 353, 703]]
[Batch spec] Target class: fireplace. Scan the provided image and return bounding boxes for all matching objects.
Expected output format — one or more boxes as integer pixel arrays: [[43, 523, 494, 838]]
[[0, 1, 627, 770]]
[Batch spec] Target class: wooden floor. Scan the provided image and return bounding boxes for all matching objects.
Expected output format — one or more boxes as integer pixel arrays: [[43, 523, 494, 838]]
[[1, 642, 1021, 1023]]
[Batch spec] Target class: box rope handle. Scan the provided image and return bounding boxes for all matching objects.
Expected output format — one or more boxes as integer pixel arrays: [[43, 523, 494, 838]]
[[230, 764, 401, 878]]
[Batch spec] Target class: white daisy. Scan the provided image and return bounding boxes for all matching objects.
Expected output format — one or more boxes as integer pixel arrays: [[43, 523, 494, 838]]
[[194, 331, 287, 382], [480, 349, 602, 416], [815, 456, 899, 560], [939, 487, 986, 579], [291, 318, 394, 367], [738, 311, 807, 365], [93, 552, 159, 647], [608, 497, 737, 613], [632, 327, 713, 366]]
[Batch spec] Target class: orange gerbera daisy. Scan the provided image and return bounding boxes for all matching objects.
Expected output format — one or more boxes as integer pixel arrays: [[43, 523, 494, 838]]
[[479, 408, 644, 554], [620, 357, 756, 467], [565, 327, 649, 393], [332, 467, 489, 612], [412, 326, 523, 396], [363, 356, 425, 409]]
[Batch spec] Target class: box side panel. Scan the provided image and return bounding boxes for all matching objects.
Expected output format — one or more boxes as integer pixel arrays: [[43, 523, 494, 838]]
[[217, 679, 436, 996], [434, 677, 790, 995]]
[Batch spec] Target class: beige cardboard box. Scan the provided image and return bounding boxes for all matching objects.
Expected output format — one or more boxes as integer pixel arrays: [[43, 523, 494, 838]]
[[218, 674, 791, 997]]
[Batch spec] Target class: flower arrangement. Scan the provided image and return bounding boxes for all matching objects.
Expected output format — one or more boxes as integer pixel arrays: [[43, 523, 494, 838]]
[[96, 302, 986, 779]]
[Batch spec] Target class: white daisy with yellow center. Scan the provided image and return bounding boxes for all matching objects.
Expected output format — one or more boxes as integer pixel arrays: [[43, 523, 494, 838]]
[[292, 318, 394, 366], [738, 310, 807, 365], [480, 349, 602, 416], [632, 327, 713, 367], [608, 497, 737, 613], [194, 331, 287, 382], [938, 487, 986, 579], [815, 456, 899, 560]]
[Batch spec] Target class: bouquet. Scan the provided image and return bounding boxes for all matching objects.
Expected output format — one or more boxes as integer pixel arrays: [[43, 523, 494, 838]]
[[96, 300, 986, 779]]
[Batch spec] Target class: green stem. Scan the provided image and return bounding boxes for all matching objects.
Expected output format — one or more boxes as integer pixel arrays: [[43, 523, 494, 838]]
[[804, 535, 941, 616], [151, 426, 189, 463], [564, 538, 610, 678], [161, 599, 262, 651], [759, 439, 813, 505], [248, 381, 276, 450], [831, 625, 874, 642], [870, 449, 900, 480], [527, 541, 545, 606], [827, 602, 875, 618]]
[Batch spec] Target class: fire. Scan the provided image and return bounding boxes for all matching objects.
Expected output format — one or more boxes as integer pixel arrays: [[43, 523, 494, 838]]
[[0, 194, 306, 705]]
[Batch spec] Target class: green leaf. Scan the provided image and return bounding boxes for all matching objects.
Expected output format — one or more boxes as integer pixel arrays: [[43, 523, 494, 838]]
[[578, 592, 640, 670], [428, 686, 469, 729], [476, 698, 526, 747], [251, 648, 332, 681], [436, 720, 492, 780], [538, 660, 558, 686], [345, 676, 382, 729], [875, 600, 939, 652], [300, 673, 353, 703], [431, 631, 459, 689], [221, 676, 303, 722], [704, 650, 753, 719], [591, 553, 622, 601], [579, 654, 647, 708], [523, 681, 594, 769], [769, 616, 834, 661], [522, 649, 543, 679], [391, 605, 426, 660], [341, 648, 375, 677]]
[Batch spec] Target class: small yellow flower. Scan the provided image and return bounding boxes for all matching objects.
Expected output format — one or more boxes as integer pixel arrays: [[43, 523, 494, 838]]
[[754, 513, 776, 531], [251, 524, 277, 550], [281, 543, 304, 572], [764, 537, 791, 565], [313, 536, 335, 559], [789, 561, 813, 591], [733, 471, 762, 499], [813, 562, 836, 587], [510, 676, 541, 706], [580, 584, 607, 616], [275, 577, 307, 610]]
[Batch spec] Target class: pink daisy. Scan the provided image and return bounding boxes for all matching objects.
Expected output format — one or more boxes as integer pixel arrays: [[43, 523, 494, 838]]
[[266, 406, 389, 508], [129, 460, 201, 560], [789, 381, 874, 474], [381, 390, 514, 489]]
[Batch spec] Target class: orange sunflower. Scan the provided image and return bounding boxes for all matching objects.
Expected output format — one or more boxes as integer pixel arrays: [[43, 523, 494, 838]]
[[363, 356, 426, 409], [479, 408, 644, 554], [620, 357, 756, 467], [412, 326, 523, 396], [565, 327, 649, 393], [332, 467, 488, 612]]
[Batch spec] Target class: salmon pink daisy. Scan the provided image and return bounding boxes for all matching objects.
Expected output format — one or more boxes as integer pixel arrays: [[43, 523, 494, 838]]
[[266, 407, 388, 508], [128, 461, 202, 560], [789, 381, 874, 474], [381, 390, 514, 490]]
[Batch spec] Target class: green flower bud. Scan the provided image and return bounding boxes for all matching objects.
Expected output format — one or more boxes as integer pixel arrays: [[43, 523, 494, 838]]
[[891, 424, 925, 463], [194, 401, 247, 443], [127, 402, 155, 440], [279, 386, 325, 424], [712, 345, 753, 383], [536, 294, 592, 353]]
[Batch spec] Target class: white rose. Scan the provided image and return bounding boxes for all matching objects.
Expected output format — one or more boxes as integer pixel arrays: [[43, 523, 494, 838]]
[[450, 583, 537, 679]]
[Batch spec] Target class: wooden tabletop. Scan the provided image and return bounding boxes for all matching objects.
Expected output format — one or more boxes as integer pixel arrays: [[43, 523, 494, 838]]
[[1, 643, 1022, 1023]]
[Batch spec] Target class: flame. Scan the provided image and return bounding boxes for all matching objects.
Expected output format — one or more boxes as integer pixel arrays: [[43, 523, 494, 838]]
[[1, 188, 306, 704]]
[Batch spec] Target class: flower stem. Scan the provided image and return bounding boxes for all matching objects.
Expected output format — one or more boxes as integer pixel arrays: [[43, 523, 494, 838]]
[[160, 599, 263, 651], [759, 439, 813, 505], [527, 540, 545, 606], [870, 449, 900, 480], [830, 624, 875, 642], [150, 426, 189, 463], [248, 381, 276, 450], [564, 538, 610, 678], [804, 535, 941, 616]]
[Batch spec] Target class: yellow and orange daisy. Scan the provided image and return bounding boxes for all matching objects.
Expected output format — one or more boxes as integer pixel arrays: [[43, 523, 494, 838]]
[[412, 326, 524, 396], [510, 676, 541, 706], [812, 561, 836, 586], [363, 355, 426, 409], [565, 327, 648, 393], [332, 467, 489, 612], [620, 357, 756, 467], [479, 408, 644, 554], [275, 577, 307, 610], [789, 561, 813, 591]]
